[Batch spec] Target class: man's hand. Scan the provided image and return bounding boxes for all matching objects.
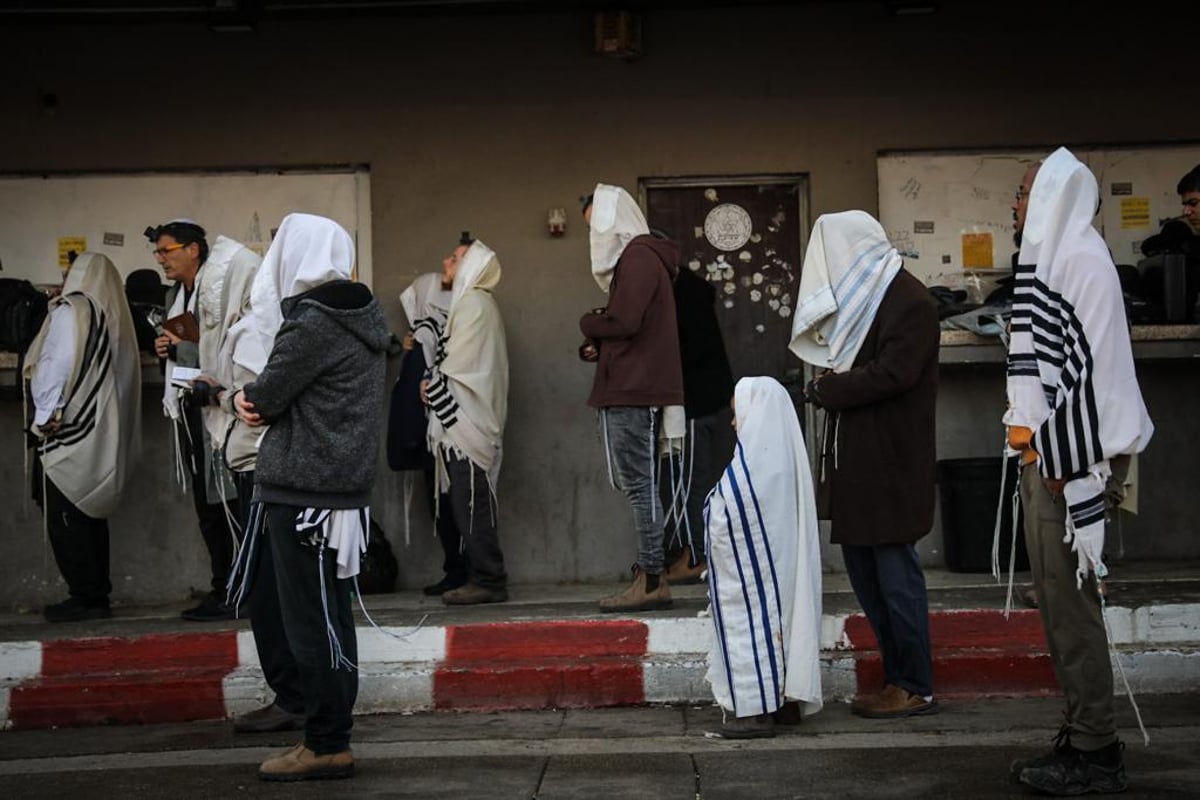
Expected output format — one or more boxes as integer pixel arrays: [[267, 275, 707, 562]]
[[579, 339, 599, 362], [234, 390, 264, 427], [154, 329, 181, 359], [419, 379, 430, 405], [402, 332, 415, 351], [1043, 477, 1066, 500], [38, 419, 62, 437]]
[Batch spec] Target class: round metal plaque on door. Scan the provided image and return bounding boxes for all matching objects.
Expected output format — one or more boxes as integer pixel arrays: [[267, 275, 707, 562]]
[[703, 203, 753, 251]]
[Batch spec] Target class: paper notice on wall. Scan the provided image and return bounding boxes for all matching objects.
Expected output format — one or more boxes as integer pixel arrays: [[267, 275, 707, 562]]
[[103, 232, 125, 247], [1120, 197, 1151, 229], [961, 232, 994, 269], [58, 237, 87, 269]]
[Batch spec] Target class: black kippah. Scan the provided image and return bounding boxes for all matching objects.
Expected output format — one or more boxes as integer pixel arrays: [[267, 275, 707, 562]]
[[459, 230, 475, 246]]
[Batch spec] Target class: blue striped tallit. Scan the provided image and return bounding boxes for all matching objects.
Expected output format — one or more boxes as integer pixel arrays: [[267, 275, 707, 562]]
[[704, 377, 823, 720], [789, 210, 902, 373]]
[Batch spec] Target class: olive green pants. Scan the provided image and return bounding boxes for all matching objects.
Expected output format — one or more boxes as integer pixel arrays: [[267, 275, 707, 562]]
[[1020, 464, 1116, 751]]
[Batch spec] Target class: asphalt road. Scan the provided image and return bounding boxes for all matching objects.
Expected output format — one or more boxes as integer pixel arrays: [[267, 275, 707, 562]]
[[2, 694, 1198, 798]]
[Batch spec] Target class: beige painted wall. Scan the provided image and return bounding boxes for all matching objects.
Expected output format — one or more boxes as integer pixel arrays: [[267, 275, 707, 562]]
[[2, 3, 1198, 604]]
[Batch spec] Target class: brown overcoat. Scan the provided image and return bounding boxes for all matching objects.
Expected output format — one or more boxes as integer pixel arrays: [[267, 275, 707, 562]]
[[813, 269, 939, 546]]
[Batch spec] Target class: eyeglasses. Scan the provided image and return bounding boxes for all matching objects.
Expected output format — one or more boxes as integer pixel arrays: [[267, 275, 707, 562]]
[[1183, 198, 1200, 208], [152, 242, 186, 257]]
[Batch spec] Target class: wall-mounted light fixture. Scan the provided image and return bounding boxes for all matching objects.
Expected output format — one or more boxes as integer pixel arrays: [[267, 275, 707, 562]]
[[548, 208, 567, 238]]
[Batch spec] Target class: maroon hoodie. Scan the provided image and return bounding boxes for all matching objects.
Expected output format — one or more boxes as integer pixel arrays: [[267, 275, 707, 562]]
[[580, 234, 685, 408]]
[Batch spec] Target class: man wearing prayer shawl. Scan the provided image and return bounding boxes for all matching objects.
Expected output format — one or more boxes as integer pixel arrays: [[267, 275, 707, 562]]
[[789, 210, 940, 719], [391, 262, 468, 598], [422, 233, 510, 606], [704, 377, 822, 739], [578, 184, 685, 613], [233, 213, 390, 781], [1005, 149, 1153, 797], [151, 219, 259, 622], [26, 253, 141, 622]]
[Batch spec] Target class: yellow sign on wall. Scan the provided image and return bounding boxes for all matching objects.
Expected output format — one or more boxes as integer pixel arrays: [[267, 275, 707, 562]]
[[961, 232, 994, 269], [1120, 197, 1151, 229], [57, 237, 87, 269]]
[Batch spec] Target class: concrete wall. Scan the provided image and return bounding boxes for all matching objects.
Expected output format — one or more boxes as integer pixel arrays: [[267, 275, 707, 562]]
[[3, 2, 1199, 607]]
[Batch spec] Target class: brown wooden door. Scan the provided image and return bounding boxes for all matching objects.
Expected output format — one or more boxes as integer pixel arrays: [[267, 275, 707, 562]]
[[642, 177, 808, 393]]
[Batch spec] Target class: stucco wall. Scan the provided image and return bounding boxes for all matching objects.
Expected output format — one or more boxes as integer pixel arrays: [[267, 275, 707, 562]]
[[2, 3, 1198, 607]]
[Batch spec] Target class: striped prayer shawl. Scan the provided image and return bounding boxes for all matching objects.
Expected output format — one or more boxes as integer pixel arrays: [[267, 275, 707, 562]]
[[703, 376, 823, 720], [1004, 147, 1153, 584], [705, 445, 786, 718]]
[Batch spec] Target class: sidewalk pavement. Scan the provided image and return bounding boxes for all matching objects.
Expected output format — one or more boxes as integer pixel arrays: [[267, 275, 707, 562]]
[[2, 564, 1198, 730]]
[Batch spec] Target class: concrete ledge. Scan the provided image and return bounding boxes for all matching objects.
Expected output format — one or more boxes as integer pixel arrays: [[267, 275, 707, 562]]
[[3, 605, 1199, 730]]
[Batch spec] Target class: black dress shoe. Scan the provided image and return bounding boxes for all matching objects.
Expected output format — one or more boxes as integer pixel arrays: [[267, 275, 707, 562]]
[[43, 597, 112, 623], [234, 703, 306, 734], [422, 576, 467, 596], [182, 591, 235, 622]]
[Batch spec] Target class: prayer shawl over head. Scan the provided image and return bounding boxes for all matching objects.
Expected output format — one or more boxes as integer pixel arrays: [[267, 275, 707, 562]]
[[399, 272, 451, 368], [788, 210, 902, 373], [227, 212, 355, 376], [426, 240, 509, 493], [589, 183, 650, 293], [1005, 147, 1153, 585], [25, 252, 142, 518], [705, 377, 823, 720]]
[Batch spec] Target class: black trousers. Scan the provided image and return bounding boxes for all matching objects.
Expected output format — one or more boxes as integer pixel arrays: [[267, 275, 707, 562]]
[[235, 471, 304, 715], [445, 453, 507, 591], [180, 399, 237, 594], [45, 478, 111, 605], [424, 466, 466, 584], [265, 502, 358, 754], [660, 405, 736, 563]]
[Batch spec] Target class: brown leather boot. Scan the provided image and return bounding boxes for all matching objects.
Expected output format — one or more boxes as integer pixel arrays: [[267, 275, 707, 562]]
[[663, 547, 707, 585], [598, 566, 672, 612], [258, 744, 354, 781]]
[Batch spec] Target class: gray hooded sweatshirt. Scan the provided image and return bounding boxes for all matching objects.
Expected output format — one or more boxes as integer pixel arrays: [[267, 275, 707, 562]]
[[245, 280, 391, 509]]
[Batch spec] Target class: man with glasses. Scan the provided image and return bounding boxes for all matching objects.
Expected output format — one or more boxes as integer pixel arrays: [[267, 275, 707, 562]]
[[151, 219, 261, 622]]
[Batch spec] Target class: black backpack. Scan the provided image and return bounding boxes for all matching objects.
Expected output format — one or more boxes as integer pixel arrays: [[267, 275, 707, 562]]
[[357, 520, 399, 595], [0, 278, 49, 355]]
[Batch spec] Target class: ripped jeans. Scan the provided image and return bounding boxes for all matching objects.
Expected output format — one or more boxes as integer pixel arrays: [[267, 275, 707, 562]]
[[600, 406, 665, 575]]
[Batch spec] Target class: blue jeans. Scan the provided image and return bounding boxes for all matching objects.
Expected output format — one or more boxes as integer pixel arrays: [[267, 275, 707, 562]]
[[601, 406, 665, 574], [841, 542, 934, 698]]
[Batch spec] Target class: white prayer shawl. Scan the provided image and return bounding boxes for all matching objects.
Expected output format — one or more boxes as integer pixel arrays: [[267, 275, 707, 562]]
[[160, 277, 198, 421], [399, 272, 451, 368], [25, 253, 142, 518], [426, 240, 509, 494], [226, 212, 355, 377], [196, 235, 262, 447], [1005, 147, 1153, 586], [788, 210, 902, 373], [589, 183, 650, 293], [705, 377, 823, 719]]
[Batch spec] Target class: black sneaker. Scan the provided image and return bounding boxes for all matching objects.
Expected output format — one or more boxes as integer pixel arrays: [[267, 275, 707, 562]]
[[1018, 741, 1126, 796], [1010, 725, 1079, 783], [43, 597, 112, 623], [182, 591, 235, 622]]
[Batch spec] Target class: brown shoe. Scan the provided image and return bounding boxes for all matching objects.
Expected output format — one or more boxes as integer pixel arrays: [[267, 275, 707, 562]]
[[850, 685, 892, 716], [664, 548, 707, 585], [711, 712, 775, 739], [259, 744, 354, 782], [598, 566, 672, 613], [858, 684, 939, 719], [442, 582, 508, 606]]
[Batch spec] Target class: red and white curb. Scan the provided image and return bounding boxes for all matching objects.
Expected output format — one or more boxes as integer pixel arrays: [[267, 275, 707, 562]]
[[3, 605, 1198, 730]]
